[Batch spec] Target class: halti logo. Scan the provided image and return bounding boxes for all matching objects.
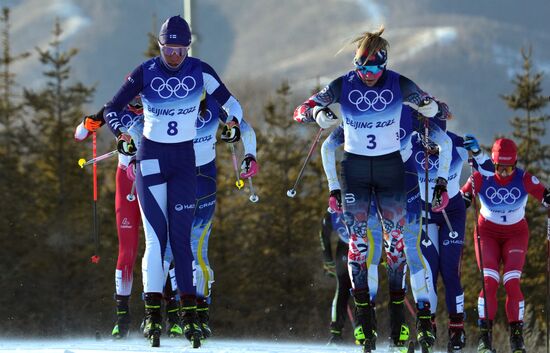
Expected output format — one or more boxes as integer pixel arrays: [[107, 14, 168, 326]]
[[121, 218, 132, 229]]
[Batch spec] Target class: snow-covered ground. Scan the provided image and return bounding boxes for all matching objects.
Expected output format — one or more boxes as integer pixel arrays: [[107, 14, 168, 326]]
[[0, 338, 445, 353]]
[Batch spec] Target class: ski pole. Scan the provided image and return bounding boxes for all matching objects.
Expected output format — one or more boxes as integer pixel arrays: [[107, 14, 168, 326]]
[[247, 177, 259, 203], [286, 127, 324, 198], [126, 181, 136, 202], [78, 149, 118, 168], [546, 209, 550, 353], [468, 152, 491, 348], [229, 144, 244, 190], [441, 209, 458, 238], [91, 132, 100, 264]]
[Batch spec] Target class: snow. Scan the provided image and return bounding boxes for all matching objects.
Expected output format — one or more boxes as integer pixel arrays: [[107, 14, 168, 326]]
[[0, 338, 359, 353], [0, 338, 447, 353]]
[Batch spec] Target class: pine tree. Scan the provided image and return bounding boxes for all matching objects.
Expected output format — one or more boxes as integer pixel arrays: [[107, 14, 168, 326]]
[[500, 46, 549, 330], [144, 14, 160, 58], [22, 18, 97, 334]]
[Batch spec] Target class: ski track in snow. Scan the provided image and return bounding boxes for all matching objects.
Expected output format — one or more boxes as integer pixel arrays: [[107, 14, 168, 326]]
[[0, 338, 446, 353]]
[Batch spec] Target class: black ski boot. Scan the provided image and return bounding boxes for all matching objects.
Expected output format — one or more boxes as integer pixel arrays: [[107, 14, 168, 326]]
[[353, 289, 377, 353], [197, 299, 212, 339], [327, 321, 344, 345], [143, 293, 162, 347], [447, 314, 466, 353], [509, 321, 526, 353], [165, 297, 183, 337], [389, 291, 409, 352], [111, 295, 131, 339], [477, 319, 495, 353], [416, 303, 435, 353], [181, 296, 202, 348]]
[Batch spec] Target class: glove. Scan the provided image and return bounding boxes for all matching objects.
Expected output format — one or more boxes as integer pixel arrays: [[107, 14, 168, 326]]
[[221, 117, 241, 143], [463, 134, 481, 155], [117, 133, 137, 156], [240, 154, 258, 179], [328, 189, 343, 213], [417, 98, 439, 118], [83, 114, 104, 132], [313, 106, 339, 129], [432, 177, 449, 212], [126, 159, 136, 181], [543, 188, 550, 208], [323, 261, 336, 278], [461, 191, 472, 209]]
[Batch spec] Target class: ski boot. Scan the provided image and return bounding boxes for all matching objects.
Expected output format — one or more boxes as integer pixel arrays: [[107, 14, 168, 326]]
[[509, 321, 526, 353], [388, 292, 410, 352], [165, 297, 183, 337], [416, 303, 435, 353], [197, 299, 212, 339], [181, 297, 202, 348], [111, 295, 130, 339], [477, 319, 495, 353], [143, 293, 163, 347], [327, 322, 344, 345], [447, 314, 466, 353], [353, 289, 377, 353]]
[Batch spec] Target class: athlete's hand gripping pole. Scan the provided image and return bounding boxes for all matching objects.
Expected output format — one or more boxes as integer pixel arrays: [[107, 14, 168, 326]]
[[229, 144, 244, 189], [91, 132, 100, 264], [286, 127, 324, 198], [78, 149, 118, 168]]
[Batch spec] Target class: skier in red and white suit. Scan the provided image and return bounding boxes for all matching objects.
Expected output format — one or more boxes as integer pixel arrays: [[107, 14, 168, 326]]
[[461, 138, 550, 353], [74, 98, 143, 338]]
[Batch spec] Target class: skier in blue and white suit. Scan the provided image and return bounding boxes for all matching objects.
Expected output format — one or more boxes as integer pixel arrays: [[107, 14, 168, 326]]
[[406, 128, 493, 352], [103, 15, 243, 347], [294, 27, 454, 347]]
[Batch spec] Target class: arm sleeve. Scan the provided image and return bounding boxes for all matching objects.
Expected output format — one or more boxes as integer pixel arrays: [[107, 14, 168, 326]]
[[321, 125, 344, 191], [202, 62, 243, 123], [427, 123, 452, 180], [239, 118, 257, 157], [104, 65, 144, 137], [455, 135, 494, 176], [319, 212, 334, 263], [461, 171, 483, 196], [523, 172, 547, 201], [293, 77, 343, 122]]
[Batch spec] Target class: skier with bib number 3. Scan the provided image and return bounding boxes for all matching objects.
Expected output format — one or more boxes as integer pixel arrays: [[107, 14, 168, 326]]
[[294, 26, 453, 353], [461, 138, 550, 353], [103, 15, 243, 348]]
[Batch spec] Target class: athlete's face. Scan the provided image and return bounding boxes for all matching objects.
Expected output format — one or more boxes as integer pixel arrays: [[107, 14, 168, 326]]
[[495, 163, 515, 178], [160, 44, 189, 69]]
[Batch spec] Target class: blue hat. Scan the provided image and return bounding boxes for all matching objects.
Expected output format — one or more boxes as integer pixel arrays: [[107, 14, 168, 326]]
[[158, 16, 191, 46]]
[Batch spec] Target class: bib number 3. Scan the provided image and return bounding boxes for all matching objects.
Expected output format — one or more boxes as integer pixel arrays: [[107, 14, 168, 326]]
[[167, 121, 178, 136], [366, 134, 377, 149]]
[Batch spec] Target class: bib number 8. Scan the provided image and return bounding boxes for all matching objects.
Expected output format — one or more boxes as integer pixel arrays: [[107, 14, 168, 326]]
[[167, 121, 178, 136]]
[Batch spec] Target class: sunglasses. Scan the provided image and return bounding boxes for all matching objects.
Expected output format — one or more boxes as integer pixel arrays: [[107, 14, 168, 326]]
[[495, 164, 515, 174], [159, 45, 189, 57], [354, 63, 384, 75], [129, 97, 142, 109]]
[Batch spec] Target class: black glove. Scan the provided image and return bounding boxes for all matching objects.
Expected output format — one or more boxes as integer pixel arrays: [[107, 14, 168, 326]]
[[329, 189, 342, 212], [462, 192, 472, 209], [221, 117, 240, 143], [432, 177, 449, 211], [543, 188, 550, 208], [83, 107, 106, 132], [117, 133, 137, 156]]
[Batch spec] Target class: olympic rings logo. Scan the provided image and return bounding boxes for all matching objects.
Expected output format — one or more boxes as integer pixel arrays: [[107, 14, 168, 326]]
[[348, 89, 394, 112], [150, 76, 196, 99], [120, 113, 141, 129], [195, 109, 212, 129], [399, 128, 407, 140], [414, 151, 439, 170], [485, 186, 522, 205]]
